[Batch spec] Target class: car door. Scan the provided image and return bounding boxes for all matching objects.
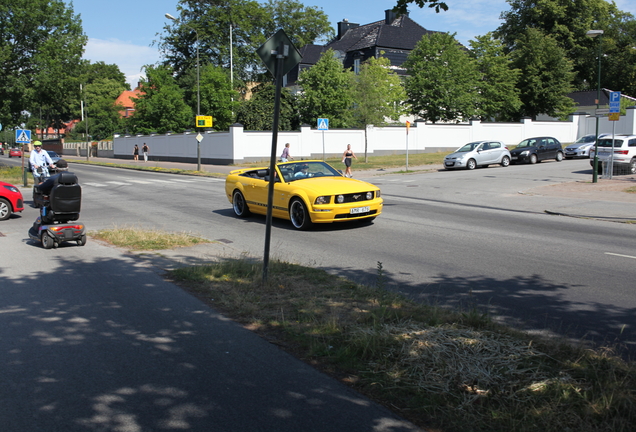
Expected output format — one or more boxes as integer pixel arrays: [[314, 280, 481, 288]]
[[472, 142, 489, 165], [485, 142, 503, 164], [536, 138, 551, 161]]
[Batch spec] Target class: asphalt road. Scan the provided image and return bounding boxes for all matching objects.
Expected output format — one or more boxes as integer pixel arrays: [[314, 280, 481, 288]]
[[1, 156, 635, 430], [0, 161, 424, 431]]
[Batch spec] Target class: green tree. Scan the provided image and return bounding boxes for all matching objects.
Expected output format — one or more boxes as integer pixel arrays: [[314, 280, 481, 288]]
[[510, 28, 575, 119], [469, 33, 522, 121], [393, 0, 449, 14], [127, 65, 193, 134], [76, 78, 127, 141], [235, 83, 299, 131], [297, 49, 354, 128], [158, 0, 332, 83], [264, 0, 334, 47], [351, 55, 406, 160], [178, 64, 240, 131], [403, 32, 479, 123], [495, 0, 636, 94], [0, 0, 86, 128]]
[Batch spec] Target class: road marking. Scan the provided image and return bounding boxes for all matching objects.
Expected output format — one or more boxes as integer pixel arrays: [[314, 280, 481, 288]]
[[170, 178, 196, 183], [605, 252, 636, 260], [125, 179, 152, 184], [83, 182, 107, 187], [107, 181, 133, 186]]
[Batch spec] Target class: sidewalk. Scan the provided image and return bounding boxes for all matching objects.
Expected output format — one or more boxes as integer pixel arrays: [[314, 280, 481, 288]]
[[63, 155, 636, 223]]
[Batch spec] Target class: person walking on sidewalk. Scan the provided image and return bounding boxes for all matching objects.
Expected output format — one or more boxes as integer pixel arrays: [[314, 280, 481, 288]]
[[342, 144, 357, 178], [133, 144, 139, 161], [142, 143, 149, 162], [280, 143, 293, 162]]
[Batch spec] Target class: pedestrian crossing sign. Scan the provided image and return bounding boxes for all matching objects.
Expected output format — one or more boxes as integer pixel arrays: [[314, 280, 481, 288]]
[[317, 118, 329, 131], [15, 129, 31, 143]]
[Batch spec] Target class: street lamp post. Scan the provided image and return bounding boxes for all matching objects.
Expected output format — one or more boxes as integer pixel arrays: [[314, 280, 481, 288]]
[[586, 29, 603, 183], [166, 13, 201, 170]]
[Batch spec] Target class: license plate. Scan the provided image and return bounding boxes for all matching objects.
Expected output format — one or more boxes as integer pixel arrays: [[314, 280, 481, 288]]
[[512, 156, 518, 160], [350, 206, 370, 214]]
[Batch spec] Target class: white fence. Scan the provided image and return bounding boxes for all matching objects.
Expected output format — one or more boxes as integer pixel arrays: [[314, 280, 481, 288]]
[[110, 108, 636, 164]]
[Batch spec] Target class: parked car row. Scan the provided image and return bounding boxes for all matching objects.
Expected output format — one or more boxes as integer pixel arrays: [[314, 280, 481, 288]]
[[444, 136, 564, 170]]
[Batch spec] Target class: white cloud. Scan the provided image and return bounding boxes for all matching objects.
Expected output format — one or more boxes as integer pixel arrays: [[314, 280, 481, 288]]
[[83, 38, 162, 89]]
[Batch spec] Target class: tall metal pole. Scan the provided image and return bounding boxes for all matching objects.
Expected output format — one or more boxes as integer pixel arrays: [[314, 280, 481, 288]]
[[263, 41, 286, 283], [587, 29, 603, 183]]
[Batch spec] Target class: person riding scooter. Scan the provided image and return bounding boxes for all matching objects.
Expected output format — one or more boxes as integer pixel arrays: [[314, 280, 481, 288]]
[[29, 141, 55, 184], [33, 159, 68, 208]]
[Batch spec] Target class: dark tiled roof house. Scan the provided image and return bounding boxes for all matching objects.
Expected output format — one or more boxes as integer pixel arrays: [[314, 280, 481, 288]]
[[286, 10, 442, 86]]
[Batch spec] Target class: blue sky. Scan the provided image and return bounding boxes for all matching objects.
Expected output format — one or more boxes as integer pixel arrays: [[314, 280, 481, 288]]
[[66, 0, 636, 89]]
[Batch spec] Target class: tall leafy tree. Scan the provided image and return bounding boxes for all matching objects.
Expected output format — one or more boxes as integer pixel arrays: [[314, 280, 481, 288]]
[[351, 55, 406, 160], [127, 65, 193, 134], [469, 33, 522, 121], [178, 64, 240, 131], [510, 28, 575, 119], [297, 49, 354, 128], [235, 83, 299, 131], [158, 0, 332, 83], [0, 0, 86, 128], [495, 0, 636, 94], [75, 78, 127, 141], [403, 32, 479, 123], [264, 0, 334, 47]]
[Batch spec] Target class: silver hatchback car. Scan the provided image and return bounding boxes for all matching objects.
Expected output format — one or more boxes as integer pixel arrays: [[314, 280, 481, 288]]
[[444, 141, 511, 170]]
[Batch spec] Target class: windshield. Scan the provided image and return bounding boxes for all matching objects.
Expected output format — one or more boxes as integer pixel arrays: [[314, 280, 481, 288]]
[[278, 161, 341, 182], [47, 151, 59, 157], [456, 142, 482, 152], [597, 139, 623, 148], [575, 135, 595, 144], [516, 139, 537, 148]]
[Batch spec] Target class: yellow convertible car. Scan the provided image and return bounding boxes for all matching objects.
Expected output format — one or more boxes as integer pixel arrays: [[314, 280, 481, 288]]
[[225, 160, 383, 230]]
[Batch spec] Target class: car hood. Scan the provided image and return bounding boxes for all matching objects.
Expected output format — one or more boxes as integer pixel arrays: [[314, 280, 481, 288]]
[[565, 143, 588, 149], [286, 177, 379, 194], [444, 151, 470, 159]]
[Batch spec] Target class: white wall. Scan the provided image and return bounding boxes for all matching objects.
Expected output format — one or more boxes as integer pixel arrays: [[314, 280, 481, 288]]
[[112, 108, 635, 164]]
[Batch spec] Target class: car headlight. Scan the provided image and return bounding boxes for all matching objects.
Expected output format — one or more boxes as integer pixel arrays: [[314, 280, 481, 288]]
[[314, 196, 330, 205], [336, 195, 345, 203], [366, 191, 373, 200], [3, 185, 18, 193], [520, 150, 529, 156]]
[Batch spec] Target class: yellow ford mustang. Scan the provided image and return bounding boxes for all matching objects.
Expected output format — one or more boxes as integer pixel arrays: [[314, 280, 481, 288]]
[[225, 160, 383, 230]]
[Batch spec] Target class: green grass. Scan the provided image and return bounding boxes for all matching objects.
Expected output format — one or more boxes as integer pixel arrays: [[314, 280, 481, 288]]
[[90, 226, 210, 250], [169, 256, 636, 432], [0, 166, 28, 185]]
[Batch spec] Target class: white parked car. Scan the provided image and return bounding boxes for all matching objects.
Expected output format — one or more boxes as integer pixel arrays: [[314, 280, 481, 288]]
[[589, 134, 636, 174], [443, 141, 511, 170]]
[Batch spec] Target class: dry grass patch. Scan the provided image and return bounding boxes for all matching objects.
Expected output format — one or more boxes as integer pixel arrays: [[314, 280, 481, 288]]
[[171, 258, 636, 432], [91, 226, 209, 250]]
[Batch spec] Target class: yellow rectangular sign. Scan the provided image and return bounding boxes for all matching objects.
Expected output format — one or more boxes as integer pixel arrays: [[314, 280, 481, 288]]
[[196, 116, 213, 128], [608, 113, 620, 121]]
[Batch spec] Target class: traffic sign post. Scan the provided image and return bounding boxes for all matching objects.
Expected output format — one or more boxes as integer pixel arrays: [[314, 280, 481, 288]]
[[257, 29, 302, 283], [318, 118, 328, 160], [609, 91, 621, 113]]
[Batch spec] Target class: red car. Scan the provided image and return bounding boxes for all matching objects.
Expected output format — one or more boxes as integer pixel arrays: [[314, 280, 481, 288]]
[[0, 181, 24, 220], [8, 148, 22, 158]]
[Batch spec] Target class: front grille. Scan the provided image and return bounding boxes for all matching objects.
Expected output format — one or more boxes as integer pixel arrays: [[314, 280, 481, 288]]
[[335, 209, 377, 219], [340, 192, 374, 204]]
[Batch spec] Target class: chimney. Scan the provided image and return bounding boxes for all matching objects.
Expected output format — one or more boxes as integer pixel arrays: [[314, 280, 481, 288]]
[[337, 19, 359, 40], [385, 9, 407, 25]]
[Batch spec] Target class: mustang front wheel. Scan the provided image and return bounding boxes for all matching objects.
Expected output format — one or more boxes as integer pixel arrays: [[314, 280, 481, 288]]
[[289, 198, 312, 230], [232, 190, 250, 218]]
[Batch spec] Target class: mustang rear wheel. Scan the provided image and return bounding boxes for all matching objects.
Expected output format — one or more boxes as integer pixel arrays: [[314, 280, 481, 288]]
[[289, 198, 312, 230], [232, 190, 250, 218]]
